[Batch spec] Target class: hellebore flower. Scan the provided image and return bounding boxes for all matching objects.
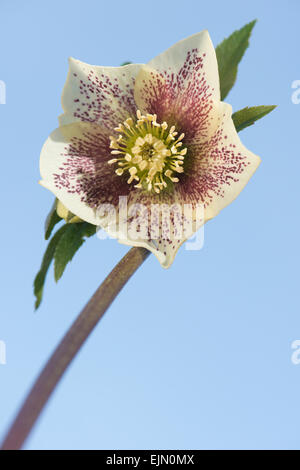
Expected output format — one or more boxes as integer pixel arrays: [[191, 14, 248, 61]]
[[40, 31, 260, 267]]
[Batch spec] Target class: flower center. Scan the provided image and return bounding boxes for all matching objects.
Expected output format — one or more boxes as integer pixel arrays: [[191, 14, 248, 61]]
[[108, 110, 187, 193]]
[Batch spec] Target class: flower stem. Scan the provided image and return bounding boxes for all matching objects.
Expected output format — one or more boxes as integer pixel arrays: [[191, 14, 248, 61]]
[[1, 246, 150, 450]]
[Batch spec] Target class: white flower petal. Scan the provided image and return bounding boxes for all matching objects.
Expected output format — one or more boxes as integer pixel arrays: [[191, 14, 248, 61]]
[[134, 32, 222, 144], [60, 58, 143, 129], [123, 103, 261, 268], [40, 121, 196, 268], [147, 30, 220, 100], [117, 193, 204, 268], [134, 64, 225, 145], [178, 102, 261, 222], [40, 122, 132, 225]]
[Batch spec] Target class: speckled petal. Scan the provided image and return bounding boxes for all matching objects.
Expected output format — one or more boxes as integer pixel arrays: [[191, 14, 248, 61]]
[[178, 102, 261, 221], [134, 31, 222, 143], [119, 103, 261, 268], [117, 191, 204, 268], [148, 30, 220, 100], [40, 122, 199, 268], [40, 122, 132, 225], [59, 59, 143, 129]]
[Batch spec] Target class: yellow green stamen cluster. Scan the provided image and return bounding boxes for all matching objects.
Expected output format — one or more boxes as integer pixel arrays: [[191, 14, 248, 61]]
[[108, 110, 187, 193]]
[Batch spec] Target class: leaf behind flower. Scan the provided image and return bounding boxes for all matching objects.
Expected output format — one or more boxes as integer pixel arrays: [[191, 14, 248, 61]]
[[233, 105, 276, 132], [34, 222, 96, 309], [216, 20, 257, 100], [45, 199, 62, 240], [54, 223, 96, 282]]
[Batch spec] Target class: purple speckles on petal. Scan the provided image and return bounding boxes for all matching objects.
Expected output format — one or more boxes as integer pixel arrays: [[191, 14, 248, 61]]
[[137, 51, 216, 143], [40, 33, 260, 268], [178, 121, 250, 207], [63, 61, 141, 130], [54, 125, 131, 208]]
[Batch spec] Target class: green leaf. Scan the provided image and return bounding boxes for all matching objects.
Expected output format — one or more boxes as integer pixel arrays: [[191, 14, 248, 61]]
[[34, 222, 96, 309], [45, 199, 62, 240], [121, 62, 132, 66], [216, 20, 257, 100], [34, 224, 69, 309], [232, 105, 276, 132], [54, 223, 96, 282]]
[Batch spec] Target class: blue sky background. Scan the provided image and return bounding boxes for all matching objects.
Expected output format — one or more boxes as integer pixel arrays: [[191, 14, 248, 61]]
[[0, 0, 300, 450]]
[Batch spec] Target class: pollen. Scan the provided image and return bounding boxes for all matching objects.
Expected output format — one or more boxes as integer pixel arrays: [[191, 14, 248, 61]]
[[108, 110, 187, 193]]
